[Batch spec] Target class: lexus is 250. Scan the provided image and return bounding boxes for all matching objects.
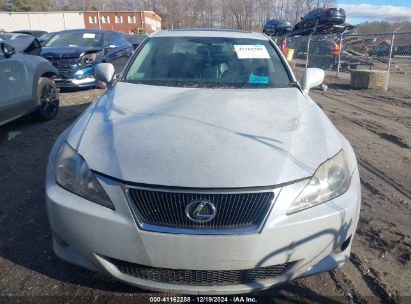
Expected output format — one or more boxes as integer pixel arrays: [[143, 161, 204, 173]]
[[46, 29, 361, 294]]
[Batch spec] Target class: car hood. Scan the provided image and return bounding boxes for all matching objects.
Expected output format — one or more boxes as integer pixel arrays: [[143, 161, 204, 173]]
[[41, 46, 102, 59], [69, 82, 342, 188], [2, 35, 38, 53]]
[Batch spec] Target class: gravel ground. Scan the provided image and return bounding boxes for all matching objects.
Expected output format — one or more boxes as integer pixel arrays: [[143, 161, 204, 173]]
[[0, 83, 409, 304]]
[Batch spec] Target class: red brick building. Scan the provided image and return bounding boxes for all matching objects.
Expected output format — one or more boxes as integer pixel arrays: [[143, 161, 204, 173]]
[[83, 11, 161, 34]]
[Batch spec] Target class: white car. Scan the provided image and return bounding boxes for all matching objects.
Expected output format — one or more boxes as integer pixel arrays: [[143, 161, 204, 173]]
[[46, 29, 361, 294], [0, 35, 59, 126]]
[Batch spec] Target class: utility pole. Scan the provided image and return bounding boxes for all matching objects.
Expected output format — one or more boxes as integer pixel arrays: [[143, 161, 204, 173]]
[[387, 23, 404, 86], [337, 28, 349, 77]]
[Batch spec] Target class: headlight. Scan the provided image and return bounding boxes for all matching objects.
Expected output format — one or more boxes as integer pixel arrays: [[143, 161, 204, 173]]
[[80, 53, 97, 66], [54, 143, 114, 209], [287, 150, 351, 214]]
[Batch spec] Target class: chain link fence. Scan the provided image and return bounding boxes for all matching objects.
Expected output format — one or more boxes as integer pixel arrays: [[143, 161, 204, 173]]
[[276, 32, 411, 93]]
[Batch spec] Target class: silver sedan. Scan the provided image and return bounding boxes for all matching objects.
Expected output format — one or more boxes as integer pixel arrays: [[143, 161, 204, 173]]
[[46, 29, 361, 294]]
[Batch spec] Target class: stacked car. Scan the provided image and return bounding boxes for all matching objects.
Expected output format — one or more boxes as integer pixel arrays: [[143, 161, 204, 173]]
[[263, 7, 347, 37]]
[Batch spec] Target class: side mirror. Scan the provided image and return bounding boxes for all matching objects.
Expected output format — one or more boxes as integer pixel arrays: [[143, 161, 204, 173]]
[[0, 42, 16, 58], [95, 63, 115, 85], [301, 68, 324, 94]]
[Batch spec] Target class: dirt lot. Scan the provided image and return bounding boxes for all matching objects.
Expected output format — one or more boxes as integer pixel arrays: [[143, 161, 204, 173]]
[[0, 83, 410, 303]]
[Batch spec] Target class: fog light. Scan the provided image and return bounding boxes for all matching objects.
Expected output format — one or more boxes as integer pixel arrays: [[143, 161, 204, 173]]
[[334, 235, 352, 254], [52, 230, 68, 247]]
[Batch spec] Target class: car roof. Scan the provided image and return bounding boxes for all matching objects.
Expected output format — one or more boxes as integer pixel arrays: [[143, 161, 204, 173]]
[[0, 32, 31, 39], [57, 29, 113, 34], [13, 30, 46, 33], [150, 28, 269, 40]]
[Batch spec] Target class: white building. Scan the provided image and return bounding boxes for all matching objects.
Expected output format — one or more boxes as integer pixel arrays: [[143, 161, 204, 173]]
[[0, 11, 85, 31]]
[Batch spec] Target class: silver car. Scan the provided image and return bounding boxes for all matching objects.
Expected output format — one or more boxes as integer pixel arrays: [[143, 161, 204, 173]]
[[0, 35, 59, 126], [46, 29, 361, 294]]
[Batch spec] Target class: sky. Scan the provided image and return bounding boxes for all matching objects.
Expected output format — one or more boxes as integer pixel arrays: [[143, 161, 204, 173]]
[[337, 0, 411, 24]]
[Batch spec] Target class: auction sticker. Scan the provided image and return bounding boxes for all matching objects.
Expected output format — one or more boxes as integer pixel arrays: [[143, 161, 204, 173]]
[[234, 45, 270, 59], [83, 33, 96, 39]]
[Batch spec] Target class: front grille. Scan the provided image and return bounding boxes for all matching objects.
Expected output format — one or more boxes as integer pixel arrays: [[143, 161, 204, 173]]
[[127, 188, 274, 232], [55, 65, 72, 76], [46, 58, 79, 77], [110, 258, 290, 286]]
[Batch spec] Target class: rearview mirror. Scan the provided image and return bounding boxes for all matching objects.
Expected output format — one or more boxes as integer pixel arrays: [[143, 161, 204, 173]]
[[0, 42, 16, 58], [301, 68, 325, 94], [95, 63, 115, 85]]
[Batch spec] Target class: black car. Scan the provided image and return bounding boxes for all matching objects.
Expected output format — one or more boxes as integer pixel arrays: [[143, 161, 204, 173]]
[[368, 43, 411, 57], [41, 29, 133, 88], [262, 19, 292, 37], [125, 34, 147, 50], [12, 30, 47, 38], [293, 8, 346, 32]]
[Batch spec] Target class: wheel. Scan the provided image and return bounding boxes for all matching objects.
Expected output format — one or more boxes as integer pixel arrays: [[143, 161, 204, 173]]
[[314, 18, 320, 28], [34, 77, 59, 121]]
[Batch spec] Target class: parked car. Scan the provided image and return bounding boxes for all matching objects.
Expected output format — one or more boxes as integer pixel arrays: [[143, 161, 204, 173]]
[[12, 30, 47, 38], [41, 29, 133, 88], [263, 19, 292, 37], [0, 32, 33, 41], [125, 34, 147, 50], [38, 32, 56, 46], [46, 29, 360, 294], [368, 44, 391, 57], [293, 8, 346, 32], [0, 35, 59, 126]]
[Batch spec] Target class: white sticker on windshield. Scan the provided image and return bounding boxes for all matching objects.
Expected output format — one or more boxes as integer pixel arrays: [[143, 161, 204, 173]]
[[83, 33, 96, 39], [234, 45, 270, 59]]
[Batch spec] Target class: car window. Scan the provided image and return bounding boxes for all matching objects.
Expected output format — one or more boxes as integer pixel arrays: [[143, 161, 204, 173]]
[[126, 35, 146, 44], [105, 32, 123, 46], [113, 33, 123, 46], [44, 31, 103, 48], [124, 36, 290, 89]]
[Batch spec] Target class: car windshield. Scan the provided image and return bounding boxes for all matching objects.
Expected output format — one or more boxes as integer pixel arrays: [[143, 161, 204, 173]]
[[126, 35, 146, 44], [124, 36, 290, 88], [44, 31, 103, 48]]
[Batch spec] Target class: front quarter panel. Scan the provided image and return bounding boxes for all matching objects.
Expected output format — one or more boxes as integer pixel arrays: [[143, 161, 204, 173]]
[[31, 58, 59, 104]]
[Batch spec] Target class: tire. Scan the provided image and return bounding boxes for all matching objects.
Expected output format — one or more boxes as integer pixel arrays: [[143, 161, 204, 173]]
[[34, 77, 59, 121]]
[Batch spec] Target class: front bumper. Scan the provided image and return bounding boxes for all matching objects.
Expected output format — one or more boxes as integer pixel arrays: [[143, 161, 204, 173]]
[[45, 161, 361, 294], [54, 77, 97, 88]]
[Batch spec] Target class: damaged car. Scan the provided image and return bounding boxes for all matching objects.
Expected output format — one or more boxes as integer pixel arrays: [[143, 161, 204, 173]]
[[46, 29, 361, 294], [41, 29, 133, 88], [1, 34, 59, 126]]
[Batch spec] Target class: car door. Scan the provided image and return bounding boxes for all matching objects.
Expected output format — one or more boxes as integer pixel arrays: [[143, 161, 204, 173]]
[[303, 10, 316, 28], [0, 43, 33, 125], [115, 33, 133, 71], [103, 32, 130, 72]]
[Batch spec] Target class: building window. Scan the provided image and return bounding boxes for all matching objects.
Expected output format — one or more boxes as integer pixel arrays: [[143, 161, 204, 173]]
[[102, 16, 110, 24], [115, 15, 123, 24], [89, 16, 97, 24], [128, 16, 136, 23]]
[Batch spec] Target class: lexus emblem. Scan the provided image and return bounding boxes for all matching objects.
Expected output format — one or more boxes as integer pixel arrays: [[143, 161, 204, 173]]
[[185, 200, 216, 223]]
